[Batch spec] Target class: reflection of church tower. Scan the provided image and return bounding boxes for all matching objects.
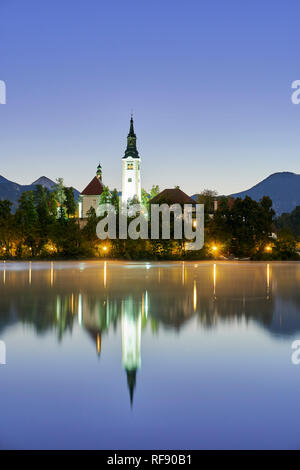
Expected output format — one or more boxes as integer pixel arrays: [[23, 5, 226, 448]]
[[121, 298, 141, 406], [122, 115, 141, 205]]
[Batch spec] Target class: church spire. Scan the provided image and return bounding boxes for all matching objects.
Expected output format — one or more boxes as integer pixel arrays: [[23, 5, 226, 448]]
[[96, 163, 102, 180], [126, 368, 137, 407], [123, 115, 139, 159], [129, 113, 135, 137]]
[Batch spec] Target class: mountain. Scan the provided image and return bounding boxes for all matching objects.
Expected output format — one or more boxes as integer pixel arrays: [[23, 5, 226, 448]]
[[229, 172, 300, 215], [31, 176, 56, 190], [0, 175, 80, 210]]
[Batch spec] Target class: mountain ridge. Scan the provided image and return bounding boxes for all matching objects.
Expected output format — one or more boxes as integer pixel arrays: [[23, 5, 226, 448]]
[[0, 174, 80, 210], [229, 171, 300, 215], [1, 171, 300, 215]]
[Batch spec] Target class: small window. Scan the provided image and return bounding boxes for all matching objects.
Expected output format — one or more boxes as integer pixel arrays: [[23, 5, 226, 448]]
[[127, 163, 134, 170], [128, 178, 132, 182]]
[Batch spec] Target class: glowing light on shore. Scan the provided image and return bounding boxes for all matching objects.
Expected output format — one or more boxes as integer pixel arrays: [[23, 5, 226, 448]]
[[104, 261, 107, 288], [3, 262, 6, 285], [50, 262, 54, 287], [97, 333, 101, 356], [182, 262, 185, 285], [56, 296, 61, 319], [141, 292, 144, 317], [213, 263, 216, 298], [78, 293, 82, 326], [145, 290, 149, 318], [141, 291, 149, 318], [193, 280, 197, 312], [29, 262, 32, 286], [267, 263, 270, 300]]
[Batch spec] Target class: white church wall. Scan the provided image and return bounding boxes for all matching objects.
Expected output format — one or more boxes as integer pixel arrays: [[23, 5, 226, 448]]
[[122, 157, 141, 205], [82, 195, 100, 218]]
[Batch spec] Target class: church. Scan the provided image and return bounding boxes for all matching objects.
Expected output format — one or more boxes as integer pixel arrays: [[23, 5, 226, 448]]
[[79, 116, 141, 218], [121, 115, 141, 205]]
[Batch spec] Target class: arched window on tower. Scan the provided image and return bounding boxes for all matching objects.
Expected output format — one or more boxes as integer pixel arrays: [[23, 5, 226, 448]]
[[127, 162, 134, 170]]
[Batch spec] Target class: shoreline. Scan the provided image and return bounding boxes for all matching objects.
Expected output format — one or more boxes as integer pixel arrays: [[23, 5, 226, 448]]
[[1, 258, 300, 264]]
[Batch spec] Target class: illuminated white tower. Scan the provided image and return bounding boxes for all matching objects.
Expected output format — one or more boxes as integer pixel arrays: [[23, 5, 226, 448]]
[[121, 297, 141, 405], [121, 115, 141, 205]]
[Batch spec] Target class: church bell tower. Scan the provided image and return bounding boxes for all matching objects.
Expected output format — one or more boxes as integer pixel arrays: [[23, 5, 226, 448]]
[[122, 115, 141, 205]]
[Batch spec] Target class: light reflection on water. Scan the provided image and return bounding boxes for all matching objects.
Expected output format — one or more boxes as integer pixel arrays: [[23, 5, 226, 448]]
[[0, 261, 300, 449]]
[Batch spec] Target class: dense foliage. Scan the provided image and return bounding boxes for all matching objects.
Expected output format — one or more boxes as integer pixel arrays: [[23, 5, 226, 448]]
[[0, 183, 299, 260]]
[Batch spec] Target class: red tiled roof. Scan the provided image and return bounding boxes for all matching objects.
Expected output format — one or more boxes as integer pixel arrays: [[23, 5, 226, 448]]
[[150, 188, 196, 205], [81, 176, 104, 196]]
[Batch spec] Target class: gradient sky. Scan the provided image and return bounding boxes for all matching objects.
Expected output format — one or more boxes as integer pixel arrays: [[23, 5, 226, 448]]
[[0, 0, 300, 195]]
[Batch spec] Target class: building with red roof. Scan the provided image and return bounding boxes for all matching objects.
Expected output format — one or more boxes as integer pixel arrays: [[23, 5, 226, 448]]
[[79, 164, 104, 218]]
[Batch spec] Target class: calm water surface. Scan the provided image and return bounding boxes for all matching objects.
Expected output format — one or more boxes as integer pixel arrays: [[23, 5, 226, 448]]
[[0, 260, 300, 450]]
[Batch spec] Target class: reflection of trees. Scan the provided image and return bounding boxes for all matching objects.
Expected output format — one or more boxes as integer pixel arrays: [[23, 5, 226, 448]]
[[195, 297, 273, 328], [2, 261, 300, 406], [1, 262, 300, 341]]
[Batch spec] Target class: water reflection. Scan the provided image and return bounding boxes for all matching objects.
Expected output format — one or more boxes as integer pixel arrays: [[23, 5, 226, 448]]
[[122, 299, 141, 405], [1, 261, 300, 405]]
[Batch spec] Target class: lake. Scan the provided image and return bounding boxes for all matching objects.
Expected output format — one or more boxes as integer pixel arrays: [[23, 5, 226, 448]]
[[0, 260, 300, 450]]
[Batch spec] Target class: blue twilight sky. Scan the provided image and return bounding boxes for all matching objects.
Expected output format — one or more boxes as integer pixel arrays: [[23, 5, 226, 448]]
[[0, 0, 300, 195]]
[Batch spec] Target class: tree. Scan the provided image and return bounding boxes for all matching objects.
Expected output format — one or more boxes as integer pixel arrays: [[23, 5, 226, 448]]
[[274, 229, 297, 260], [208, 197, 232, 253], [206, 195, 275, 258], [34, 185, 56, 225], [0, 200, 14, 256], [82, 207, 98, 240], [15, 191, 38, 256], [276, 206, 300, 237], [99, 185, 111, 206], [33, 185, 57, 253], [197, 189, 218, 214], [0, 199, 12, 220], [48, 191, 58, 218], [54, 178, 66, 220], [16, 191, 38, 230], [127, 195, 140, 210], [150, 185, 160, 200], [110, 188, 120, 213], [64, 187, 77, 218], [141, 188, 149, 208], [54, 218, 85, 257]]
